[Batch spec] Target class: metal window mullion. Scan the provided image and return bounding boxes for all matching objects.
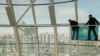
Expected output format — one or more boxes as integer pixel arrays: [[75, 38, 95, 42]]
[[30, 0, 40, 56], [13, 26, 21, 56], [50, 0, 58, 56], [74, 0, 78, 21], [0, 0, 74, 6], [35, 28, 40, 56], [53, 26, 58, 56], [6, 0, 21, 56], [30, 0, 37, 24]]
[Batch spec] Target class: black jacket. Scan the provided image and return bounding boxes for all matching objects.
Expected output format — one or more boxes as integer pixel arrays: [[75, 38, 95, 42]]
[[85, 17, 99, 27], [69, 20, 79, 30]]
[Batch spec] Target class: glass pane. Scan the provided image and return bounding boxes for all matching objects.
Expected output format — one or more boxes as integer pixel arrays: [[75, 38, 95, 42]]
[[55, 3, 75, 24], [57, 27, 70, 56], [78, 0, 100, 23], [0, 5, 10, 24], [78, 41, 99, 56], [0, 0, 100, 56], [35, 0, 49, 4], [35, 5, 51, 24], [0, 27, 18, 56], [13, 6, 34, 25], [38, 27, 55, 56], [13, 6, 28, 21], [0, 0, 6, 3], [18, 27, 38, 56], [18, 8, 34, 25], [12, 0, 30, 4], [54, 0, 72, 2]]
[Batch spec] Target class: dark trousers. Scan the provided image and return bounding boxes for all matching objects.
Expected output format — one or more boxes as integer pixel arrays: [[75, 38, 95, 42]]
[[72, 29, 79, 40], [88, 27, 98, 40]]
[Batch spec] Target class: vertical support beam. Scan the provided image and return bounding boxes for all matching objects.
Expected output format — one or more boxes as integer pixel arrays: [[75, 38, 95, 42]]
[[74, 0, 78, 21], [53, 25, 58, 56], [6, 0, 21, 56], [49, 6, 56, 25], [49, 0, 58, 56], [13, 26, 21, 56], [74, 0, 79, 56], [5, 7, 16, 26], [30, 0, 40, 56]]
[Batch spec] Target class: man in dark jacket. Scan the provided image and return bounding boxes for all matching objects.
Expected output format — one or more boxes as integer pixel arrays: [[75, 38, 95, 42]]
[[85, 14, 99, 40], [68, 19, 79, 40]]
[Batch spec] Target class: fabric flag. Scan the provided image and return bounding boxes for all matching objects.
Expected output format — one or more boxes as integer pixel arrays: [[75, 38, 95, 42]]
[[71, 26, 98, 40]]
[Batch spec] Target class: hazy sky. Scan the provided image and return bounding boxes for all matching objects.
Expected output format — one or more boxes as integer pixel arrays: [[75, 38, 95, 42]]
[[0, 0, 100, 23], [0, 0, 100, 35]]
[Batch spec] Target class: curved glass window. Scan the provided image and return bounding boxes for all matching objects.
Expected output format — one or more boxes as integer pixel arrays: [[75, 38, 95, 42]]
[[0, 0, 100, 56]]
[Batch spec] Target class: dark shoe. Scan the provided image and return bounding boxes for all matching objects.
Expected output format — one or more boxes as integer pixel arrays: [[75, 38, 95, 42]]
[[87, 39, 91, 40], [76, 39, 78, 40], [94, 39, 98, 41], [72, 38, 74, 40], [72, 39, 74, 40]]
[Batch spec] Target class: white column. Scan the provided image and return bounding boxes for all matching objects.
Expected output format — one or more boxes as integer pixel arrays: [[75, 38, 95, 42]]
[[49, 0, 58, 56], [30, 0, 40, 56], [74, 0, 78, 21], [6, 0, 21, 56]]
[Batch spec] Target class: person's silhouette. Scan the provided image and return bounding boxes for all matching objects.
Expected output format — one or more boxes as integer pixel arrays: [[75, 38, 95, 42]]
[[85, 14, 99, 40], [68, 19, 79, 40]]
